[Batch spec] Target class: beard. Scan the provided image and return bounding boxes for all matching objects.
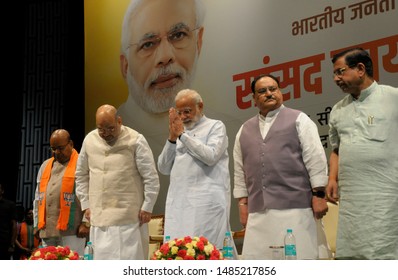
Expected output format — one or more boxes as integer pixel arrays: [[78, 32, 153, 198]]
[[126, 56, 198, 114], [183, 111, 202, 130]]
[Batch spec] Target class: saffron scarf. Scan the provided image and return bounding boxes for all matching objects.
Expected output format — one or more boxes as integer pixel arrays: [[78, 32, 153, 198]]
[[38, 149, 78, 231], [20, 222, 40, 248]]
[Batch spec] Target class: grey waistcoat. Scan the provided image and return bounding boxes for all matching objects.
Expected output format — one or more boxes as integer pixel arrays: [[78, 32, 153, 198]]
[[239, 107, 312, 213]]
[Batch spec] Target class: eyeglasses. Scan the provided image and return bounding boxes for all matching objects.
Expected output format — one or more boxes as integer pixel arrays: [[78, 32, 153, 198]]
[[255, 86, 278, 95], [127, 25, 200, 58], [176, 108, 193, 116], [49, 142, 70, 153], [97, 127, 116, 134], [333, 67, 348, 78]]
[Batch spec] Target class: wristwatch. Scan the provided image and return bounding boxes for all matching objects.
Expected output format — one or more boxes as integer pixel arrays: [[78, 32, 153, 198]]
[[82, 222, 91, 227], [312, 189, 326, 198]]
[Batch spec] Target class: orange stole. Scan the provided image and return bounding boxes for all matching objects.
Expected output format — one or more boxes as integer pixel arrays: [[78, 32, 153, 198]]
[[20, 222, 40, 248], [38, 149, 78, 230]]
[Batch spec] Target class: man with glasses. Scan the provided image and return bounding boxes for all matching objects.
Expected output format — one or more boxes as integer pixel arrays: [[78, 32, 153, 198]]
[[118, 0, 205, 127], [158, 89, 236, 256], [233, 74, 330, 259], [326, 48, 398, 259], [33, 129, 88, 257], [75, 104, 160, 259]]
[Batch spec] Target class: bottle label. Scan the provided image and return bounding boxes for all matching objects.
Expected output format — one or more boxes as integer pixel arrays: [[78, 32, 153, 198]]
[[83, 254, 93, 260], [223, 246, 233, 259], [284, 244, 296, 256]]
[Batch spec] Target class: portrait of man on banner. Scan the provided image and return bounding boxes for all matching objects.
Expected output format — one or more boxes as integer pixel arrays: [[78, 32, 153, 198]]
[[117, 0, 205, 135]]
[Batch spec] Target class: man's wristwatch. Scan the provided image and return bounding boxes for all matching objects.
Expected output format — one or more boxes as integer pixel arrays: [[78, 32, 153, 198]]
[[82, 222, 91, 227], [312, 189, 326, 198]]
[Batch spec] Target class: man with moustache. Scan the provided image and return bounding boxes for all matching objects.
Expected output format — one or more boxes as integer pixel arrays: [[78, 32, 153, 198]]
[[326, 48, 398, 259], [118, 0, 205, 151], [157, 89, 235, 255], [233, 74, 330, 259]]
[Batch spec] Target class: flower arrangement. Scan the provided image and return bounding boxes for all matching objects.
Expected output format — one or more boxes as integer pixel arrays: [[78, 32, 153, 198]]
[[29, 245, 79, 260], [151, 236, 223, 260]]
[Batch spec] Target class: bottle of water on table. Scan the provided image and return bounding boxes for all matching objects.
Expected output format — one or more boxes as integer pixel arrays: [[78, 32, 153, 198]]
[[284, 229, 297, 260], [84, 241, 94, 260], [223, 231, 233, 260]]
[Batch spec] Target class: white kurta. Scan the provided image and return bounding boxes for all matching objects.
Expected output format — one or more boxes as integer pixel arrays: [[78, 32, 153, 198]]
[[234, 105, 330, 259], [329, 82, 398, 259], [158, 116, 234, 252]]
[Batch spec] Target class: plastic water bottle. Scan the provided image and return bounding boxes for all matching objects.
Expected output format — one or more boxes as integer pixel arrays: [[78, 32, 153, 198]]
[[223, 231, 233, 260], [284, 229, 297, 260], [165, 235, 170, 243], [84, 241, 94, 260]]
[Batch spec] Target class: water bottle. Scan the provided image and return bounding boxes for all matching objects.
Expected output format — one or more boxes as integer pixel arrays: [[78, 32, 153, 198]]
[[84, 241, 94, 260], [284, 229, 297, 260], [165, 235, 170, 243], [223, 231, 233, 260]]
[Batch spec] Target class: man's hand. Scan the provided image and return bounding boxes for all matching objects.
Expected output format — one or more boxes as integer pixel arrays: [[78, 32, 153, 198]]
[[312, 196, 328, 219], [168, 108, 184, 141], [326, 180, 339, 204], [77, 223, 90, 238], [237, 199, 248, 229], [139, 210, 152, 226]]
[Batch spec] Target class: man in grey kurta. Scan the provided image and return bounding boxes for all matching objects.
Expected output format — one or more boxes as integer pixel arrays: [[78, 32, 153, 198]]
[[327, 47, 398, 259]]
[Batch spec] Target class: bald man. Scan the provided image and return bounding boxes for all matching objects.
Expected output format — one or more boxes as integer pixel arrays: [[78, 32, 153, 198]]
[[75, 104, 160, 260], [33, 129, 88, 256]]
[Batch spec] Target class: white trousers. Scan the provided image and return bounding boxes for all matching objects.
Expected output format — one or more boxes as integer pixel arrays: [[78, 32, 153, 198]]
[[90, 223, 148, 260], [242, 208, 330, 260]]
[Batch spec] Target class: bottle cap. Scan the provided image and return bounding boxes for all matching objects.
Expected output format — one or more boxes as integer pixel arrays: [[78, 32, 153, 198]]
[[225, 231, 231, 237], [287, 229, 292, 233]]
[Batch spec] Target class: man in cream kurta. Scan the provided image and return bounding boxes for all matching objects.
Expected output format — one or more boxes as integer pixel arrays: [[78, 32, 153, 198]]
[[76, 104, 160, 260]]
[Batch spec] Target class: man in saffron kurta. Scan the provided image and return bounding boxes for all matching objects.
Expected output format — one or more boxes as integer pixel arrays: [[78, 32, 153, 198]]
[[327, 48, 398, 259], [233, 74, 330, 260], [33, 129, 88, 256], [75, 104, 160, 260]]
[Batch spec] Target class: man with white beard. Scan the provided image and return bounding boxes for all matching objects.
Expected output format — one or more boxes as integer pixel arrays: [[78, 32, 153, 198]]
[[157, 89, 236, 256], [118, 0, 205, 162]]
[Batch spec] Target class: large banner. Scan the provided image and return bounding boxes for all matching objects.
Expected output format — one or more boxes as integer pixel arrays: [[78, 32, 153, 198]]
[[84, 0, 398, 230]]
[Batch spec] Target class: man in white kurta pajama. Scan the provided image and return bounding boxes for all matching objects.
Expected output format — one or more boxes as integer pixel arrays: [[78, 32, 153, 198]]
[[327, 48, 398, 259], [76, 104, 160, 260], [158, 89, 234, 253]]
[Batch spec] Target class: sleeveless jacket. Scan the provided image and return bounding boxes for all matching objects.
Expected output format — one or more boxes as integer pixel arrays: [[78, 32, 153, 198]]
[[239, 107, 312, 213]]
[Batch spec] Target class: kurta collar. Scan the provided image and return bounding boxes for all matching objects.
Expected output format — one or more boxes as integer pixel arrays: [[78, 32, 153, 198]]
[[259, 104, 284, 121], [354, 81, 377, 102]]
